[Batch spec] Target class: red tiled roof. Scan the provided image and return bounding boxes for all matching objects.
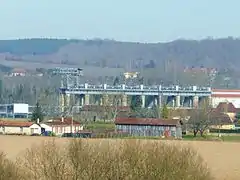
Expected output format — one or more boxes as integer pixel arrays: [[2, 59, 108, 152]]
[[212, 89, 240, 98], [0, 121, 33, 127], [189, 111, 234, 125], [44, 117, 81, 126], [209, 112, 234, 124], [115, 117, 180, 126], [211, 94, 240, 98], [215, 102, 237, 113], [212, 89, 240, 93]]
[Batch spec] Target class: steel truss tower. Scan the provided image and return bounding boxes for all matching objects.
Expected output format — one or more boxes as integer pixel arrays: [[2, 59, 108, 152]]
[[53, 67, 83, 113]]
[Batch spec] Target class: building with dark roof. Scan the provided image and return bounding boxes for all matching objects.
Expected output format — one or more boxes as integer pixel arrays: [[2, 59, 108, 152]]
[[115, 117, 182, 138]]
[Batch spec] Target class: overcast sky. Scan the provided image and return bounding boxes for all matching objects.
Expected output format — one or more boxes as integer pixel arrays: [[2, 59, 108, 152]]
[[0, 0, 239, 42]]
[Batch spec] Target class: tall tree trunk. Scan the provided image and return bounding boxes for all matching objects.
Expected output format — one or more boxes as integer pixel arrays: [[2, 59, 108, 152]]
[[193, 129, 198, 137]]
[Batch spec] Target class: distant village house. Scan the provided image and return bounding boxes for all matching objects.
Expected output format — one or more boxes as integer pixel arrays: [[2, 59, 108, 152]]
[[0, 121, 39, 135], [10, 68, 27, 77], [0, 117, 83, 136], [41, 117, 83, 135]]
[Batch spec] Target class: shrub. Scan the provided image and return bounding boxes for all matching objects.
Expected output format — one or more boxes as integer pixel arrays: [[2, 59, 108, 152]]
[[17, 139, 212, 180], [0, 152, 25, 180], [0, 139, 213, 180]]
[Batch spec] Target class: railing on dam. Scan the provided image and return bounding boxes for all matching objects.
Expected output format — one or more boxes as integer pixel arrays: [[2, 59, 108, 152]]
[[59, 84, 212, 96]]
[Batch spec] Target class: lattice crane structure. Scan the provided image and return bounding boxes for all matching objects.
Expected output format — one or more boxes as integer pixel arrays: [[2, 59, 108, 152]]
[[52, 67, 83, 112]]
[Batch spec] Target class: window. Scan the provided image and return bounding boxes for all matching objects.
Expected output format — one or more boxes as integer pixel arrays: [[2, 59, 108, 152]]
[[20, 127, 23, 133], [2, 127, 5, 133]]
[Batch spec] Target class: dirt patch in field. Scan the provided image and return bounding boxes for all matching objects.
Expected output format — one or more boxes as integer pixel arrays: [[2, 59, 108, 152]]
[[0, 136, 239, 180]]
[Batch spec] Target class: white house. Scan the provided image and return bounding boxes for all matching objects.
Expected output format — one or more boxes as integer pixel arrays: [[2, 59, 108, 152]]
[[40, 117, 83, 135], [10, 68, 27, 77], [29, 124, 42, 134], [0, 121, 40, 135], [0, 117, 83, 136]]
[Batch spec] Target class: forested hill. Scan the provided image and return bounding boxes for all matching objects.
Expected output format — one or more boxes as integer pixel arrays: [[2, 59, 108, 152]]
[[0, 37, 240, 69]]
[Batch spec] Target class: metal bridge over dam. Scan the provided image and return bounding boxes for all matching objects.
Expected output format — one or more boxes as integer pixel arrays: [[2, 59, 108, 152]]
[[59, 84, 211, 109], [53, 67, 212, 111]]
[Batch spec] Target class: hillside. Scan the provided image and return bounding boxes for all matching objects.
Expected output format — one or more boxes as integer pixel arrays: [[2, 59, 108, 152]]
[[0, 37, 240, 70]]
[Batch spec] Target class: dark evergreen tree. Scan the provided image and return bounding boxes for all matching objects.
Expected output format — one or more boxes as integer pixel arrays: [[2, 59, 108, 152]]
[[31, 101, 44, 123], [130, 95, 142, 111]]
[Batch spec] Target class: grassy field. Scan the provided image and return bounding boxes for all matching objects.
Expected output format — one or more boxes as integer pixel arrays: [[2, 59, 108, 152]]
[[85, 121, 115, 131], [0, 135, 240, 180], [183, 134, 240, 142]]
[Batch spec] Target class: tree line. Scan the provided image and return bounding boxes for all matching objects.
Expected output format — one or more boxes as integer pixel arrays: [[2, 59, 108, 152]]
[[0, 75, 60, 106]]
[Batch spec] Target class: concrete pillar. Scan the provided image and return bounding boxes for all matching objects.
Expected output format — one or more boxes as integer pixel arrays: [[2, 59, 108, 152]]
[[208, 96, 212, 107], [59, 93, 65, 113], [81, 96, 84, 106], [172, 98, 175, 107], [189, 98, 193, 108], [100, 97, 103, 105], [66, 94, 70, 107], [193, 96, 199, 108], [85, 94, 90, 105], [141, 95, 146, 108], [122, 95, 128, 106], [154, 96, 158, 106], [74, 95, 78, 105], [175, 95, 180, 107], [102, 94, 109, 105], [158, 95, 162, 108]]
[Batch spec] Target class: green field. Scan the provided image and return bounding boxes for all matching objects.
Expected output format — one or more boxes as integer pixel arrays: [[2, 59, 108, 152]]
[[85, 121, 115, 131], [183, 134, 240, 142]]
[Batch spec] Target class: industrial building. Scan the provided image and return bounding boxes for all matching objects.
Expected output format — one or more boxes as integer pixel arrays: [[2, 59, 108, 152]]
[[115, 117, 182, 138], [0, 103, 33, 118], [211, 89, 240, 108]]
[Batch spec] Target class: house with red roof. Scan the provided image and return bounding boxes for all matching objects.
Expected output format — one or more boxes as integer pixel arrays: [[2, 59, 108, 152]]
[[0, 120, 41, 135], [40, 117, 83, 135]]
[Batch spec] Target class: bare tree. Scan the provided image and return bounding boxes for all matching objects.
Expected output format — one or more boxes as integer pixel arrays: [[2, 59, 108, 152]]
[[188, 98, 213, 137], [100, 94, 125, 121], [110, 94, 124, 120]]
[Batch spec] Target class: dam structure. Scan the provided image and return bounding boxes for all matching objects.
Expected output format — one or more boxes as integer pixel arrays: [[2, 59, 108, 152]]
[[53, 68, 212, 111]]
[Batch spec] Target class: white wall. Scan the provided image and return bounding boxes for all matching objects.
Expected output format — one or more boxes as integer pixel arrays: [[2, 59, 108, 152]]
[[13, 103, 29, 114], [212, 97, 240, 108], [0, 124, 84, 135], [40, 123, 52, 132], [0, 126, 31, 135], [39, 123, 83, 135], [29, 124, 41, 134], [51, 125, 83, 135]]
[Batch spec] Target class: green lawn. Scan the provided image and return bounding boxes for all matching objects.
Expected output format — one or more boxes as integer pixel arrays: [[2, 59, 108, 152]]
[[221, 135, 240, 142], [85, 121, 115, 131], [183, 134, 240, 142], [84, 122, 240, 142]]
